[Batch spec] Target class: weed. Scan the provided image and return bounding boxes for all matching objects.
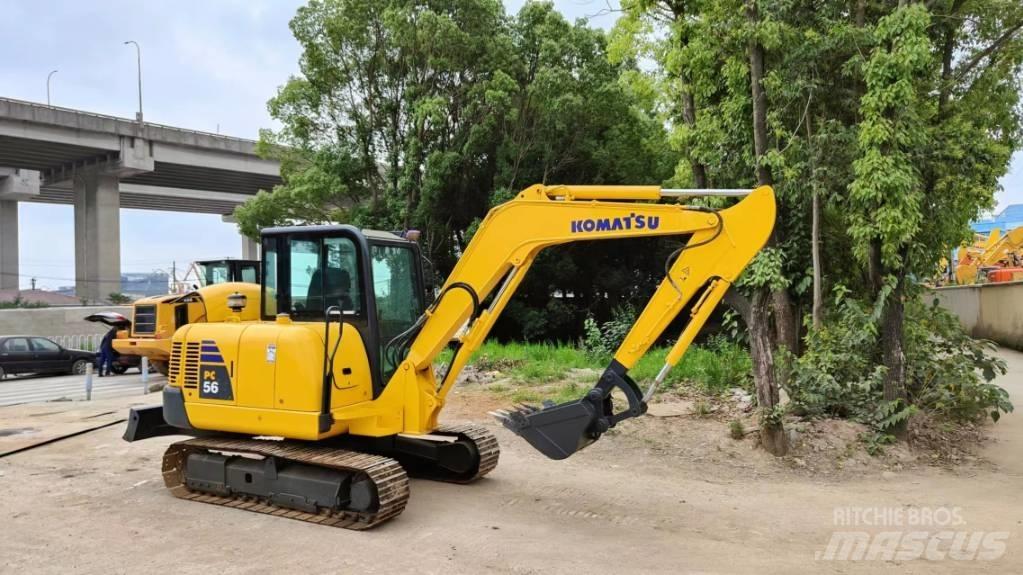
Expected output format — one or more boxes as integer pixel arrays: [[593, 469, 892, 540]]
[[434, 339, 752, 399], [729, 419, 745, 440]]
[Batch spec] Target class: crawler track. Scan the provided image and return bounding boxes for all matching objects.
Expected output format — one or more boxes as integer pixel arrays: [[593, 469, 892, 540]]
[[162, 437, 410, 530], [429, 423, 501, 483]]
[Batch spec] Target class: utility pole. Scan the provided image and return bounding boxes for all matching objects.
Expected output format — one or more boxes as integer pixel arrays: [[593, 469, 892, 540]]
[[47, 70, 58, 106], [124, 41, 143, 125], [31, 277, 37, 290]]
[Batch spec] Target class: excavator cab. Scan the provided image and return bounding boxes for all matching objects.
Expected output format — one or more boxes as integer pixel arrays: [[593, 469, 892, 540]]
[[258, 225, 426, 388]]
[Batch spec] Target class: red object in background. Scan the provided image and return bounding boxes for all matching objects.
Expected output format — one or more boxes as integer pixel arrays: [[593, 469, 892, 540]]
[[986, 268, 1023, 283]]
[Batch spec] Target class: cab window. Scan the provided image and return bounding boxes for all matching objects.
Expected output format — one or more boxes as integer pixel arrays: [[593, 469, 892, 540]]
[[372, 244, 422, 382], [288, 236, 363, 320], [199, 262, 231, 285], [262, 243, 279, 317], [239, 263, 258, 284]]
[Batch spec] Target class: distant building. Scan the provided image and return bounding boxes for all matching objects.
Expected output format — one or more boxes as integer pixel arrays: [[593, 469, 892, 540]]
[[972, 204, 1023, 234], [52, 271, 170, 300], [0, 289, 82, 307], [120, 272, 170, 298]]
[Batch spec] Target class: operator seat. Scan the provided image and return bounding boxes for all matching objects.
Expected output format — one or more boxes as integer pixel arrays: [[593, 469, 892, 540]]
[[307, 268, 353, 313]]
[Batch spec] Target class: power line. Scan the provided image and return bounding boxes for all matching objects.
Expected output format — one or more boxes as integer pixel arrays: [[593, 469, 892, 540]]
[[0, 271, 170, 284]]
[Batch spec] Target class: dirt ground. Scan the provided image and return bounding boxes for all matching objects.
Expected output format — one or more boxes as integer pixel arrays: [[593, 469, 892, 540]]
[[1, 350, 1021, 574]]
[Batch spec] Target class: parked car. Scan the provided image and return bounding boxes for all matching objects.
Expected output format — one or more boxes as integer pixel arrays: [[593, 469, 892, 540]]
[[85, 312, 145, 375], [0, 335, 95, 379]]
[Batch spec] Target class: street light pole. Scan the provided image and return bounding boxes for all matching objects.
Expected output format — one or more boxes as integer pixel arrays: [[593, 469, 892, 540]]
[[47, 70, 58, 106], [124, 40, 143, 124]]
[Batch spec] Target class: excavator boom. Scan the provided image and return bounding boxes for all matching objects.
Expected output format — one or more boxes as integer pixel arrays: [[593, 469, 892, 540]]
[[401, 184, 776, 459]]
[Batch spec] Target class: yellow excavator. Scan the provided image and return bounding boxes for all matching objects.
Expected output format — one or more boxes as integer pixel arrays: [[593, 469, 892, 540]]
[[124, 184, 775, 529], [955, 227, 1023, 284]]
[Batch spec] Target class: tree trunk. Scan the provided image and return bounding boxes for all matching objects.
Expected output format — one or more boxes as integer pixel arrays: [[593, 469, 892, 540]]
[[880, 272, 908, 437], [750, 289, 788, 455], [682, 92, 709, 188], [672, 4, 709, 189], [867, 240, 884, 293], [747, 0, 773, 186], [746, 0, 788, 455], [747, 0, 795, 356], [808, 116, 823, 329], [772, 289, 797, 354], [811, 189, 823, 328]]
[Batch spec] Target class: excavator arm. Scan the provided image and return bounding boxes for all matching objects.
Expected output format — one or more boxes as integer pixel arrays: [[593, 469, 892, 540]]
[[398, 184, 775, 459]]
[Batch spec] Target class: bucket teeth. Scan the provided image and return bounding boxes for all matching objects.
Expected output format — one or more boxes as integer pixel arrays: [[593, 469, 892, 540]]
[[488, 406, 533, 430]]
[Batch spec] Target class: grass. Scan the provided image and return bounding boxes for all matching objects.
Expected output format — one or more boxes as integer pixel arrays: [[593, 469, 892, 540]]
[[511, 381, 584, 405], [729, 419, 746, 439], [435, 338, 753, 401]]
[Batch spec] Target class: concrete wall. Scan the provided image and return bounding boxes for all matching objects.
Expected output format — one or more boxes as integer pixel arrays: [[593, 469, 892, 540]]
[[930, 281, 1023, 350], [0, 305, 131, 337]]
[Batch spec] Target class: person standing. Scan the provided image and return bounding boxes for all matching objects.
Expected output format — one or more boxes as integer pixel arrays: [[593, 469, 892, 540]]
[[98, 327, 117, 377]]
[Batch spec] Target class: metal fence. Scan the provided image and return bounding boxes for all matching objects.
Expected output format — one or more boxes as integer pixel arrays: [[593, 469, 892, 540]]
[[51, 333, 104, 352]]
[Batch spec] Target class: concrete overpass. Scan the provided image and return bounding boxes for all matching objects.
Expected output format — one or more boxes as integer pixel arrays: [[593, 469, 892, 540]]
[[0, 97, 281, 301]]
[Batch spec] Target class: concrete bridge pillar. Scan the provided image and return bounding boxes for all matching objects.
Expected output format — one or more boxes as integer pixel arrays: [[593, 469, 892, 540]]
[[0, 168, 40, 290], [241, 234, 259, 260], [74, 173, 120, 302], [0, 200, 17, 290]]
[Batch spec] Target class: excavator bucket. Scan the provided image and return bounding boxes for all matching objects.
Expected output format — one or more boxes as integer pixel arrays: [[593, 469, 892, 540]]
[[491, 398, 602, 460], [491, 363, 646, 460]]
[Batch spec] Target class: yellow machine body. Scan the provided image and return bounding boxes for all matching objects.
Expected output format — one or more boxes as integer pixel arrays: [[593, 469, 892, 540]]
[[955, 226, 1023, 284], [114, 282, 261, 369], [166, 185, 776, 442], [169, 319, 374, 439]]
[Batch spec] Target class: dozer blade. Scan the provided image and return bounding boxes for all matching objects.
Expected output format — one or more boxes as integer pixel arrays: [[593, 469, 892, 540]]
[[491, 363, 647, 460]]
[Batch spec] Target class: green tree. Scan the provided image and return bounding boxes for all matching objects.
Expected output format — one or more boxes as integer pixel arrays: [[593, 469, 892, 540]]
[[242, 0, 676, 338], [615, 0, 1022, 449], [850, 0, 1022, 414]]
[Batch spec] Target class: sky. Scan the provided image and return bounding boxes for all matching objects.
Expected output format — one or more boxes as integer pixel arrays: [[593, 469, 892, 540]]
[[0, 0, 1020, 289]]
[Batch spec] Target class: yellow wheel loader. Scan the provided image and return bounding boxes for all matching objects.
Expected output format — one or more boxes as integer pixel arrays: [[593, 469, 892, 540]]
[[124, 184, 775, 529], [113, 282, 261, 375]]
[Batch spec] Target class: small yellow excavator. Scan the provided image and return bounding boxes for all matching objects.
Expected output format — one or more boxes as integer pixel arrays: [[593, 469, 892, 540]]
[[124, 184, 775, 529], [955, 227, 1023, 284]]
